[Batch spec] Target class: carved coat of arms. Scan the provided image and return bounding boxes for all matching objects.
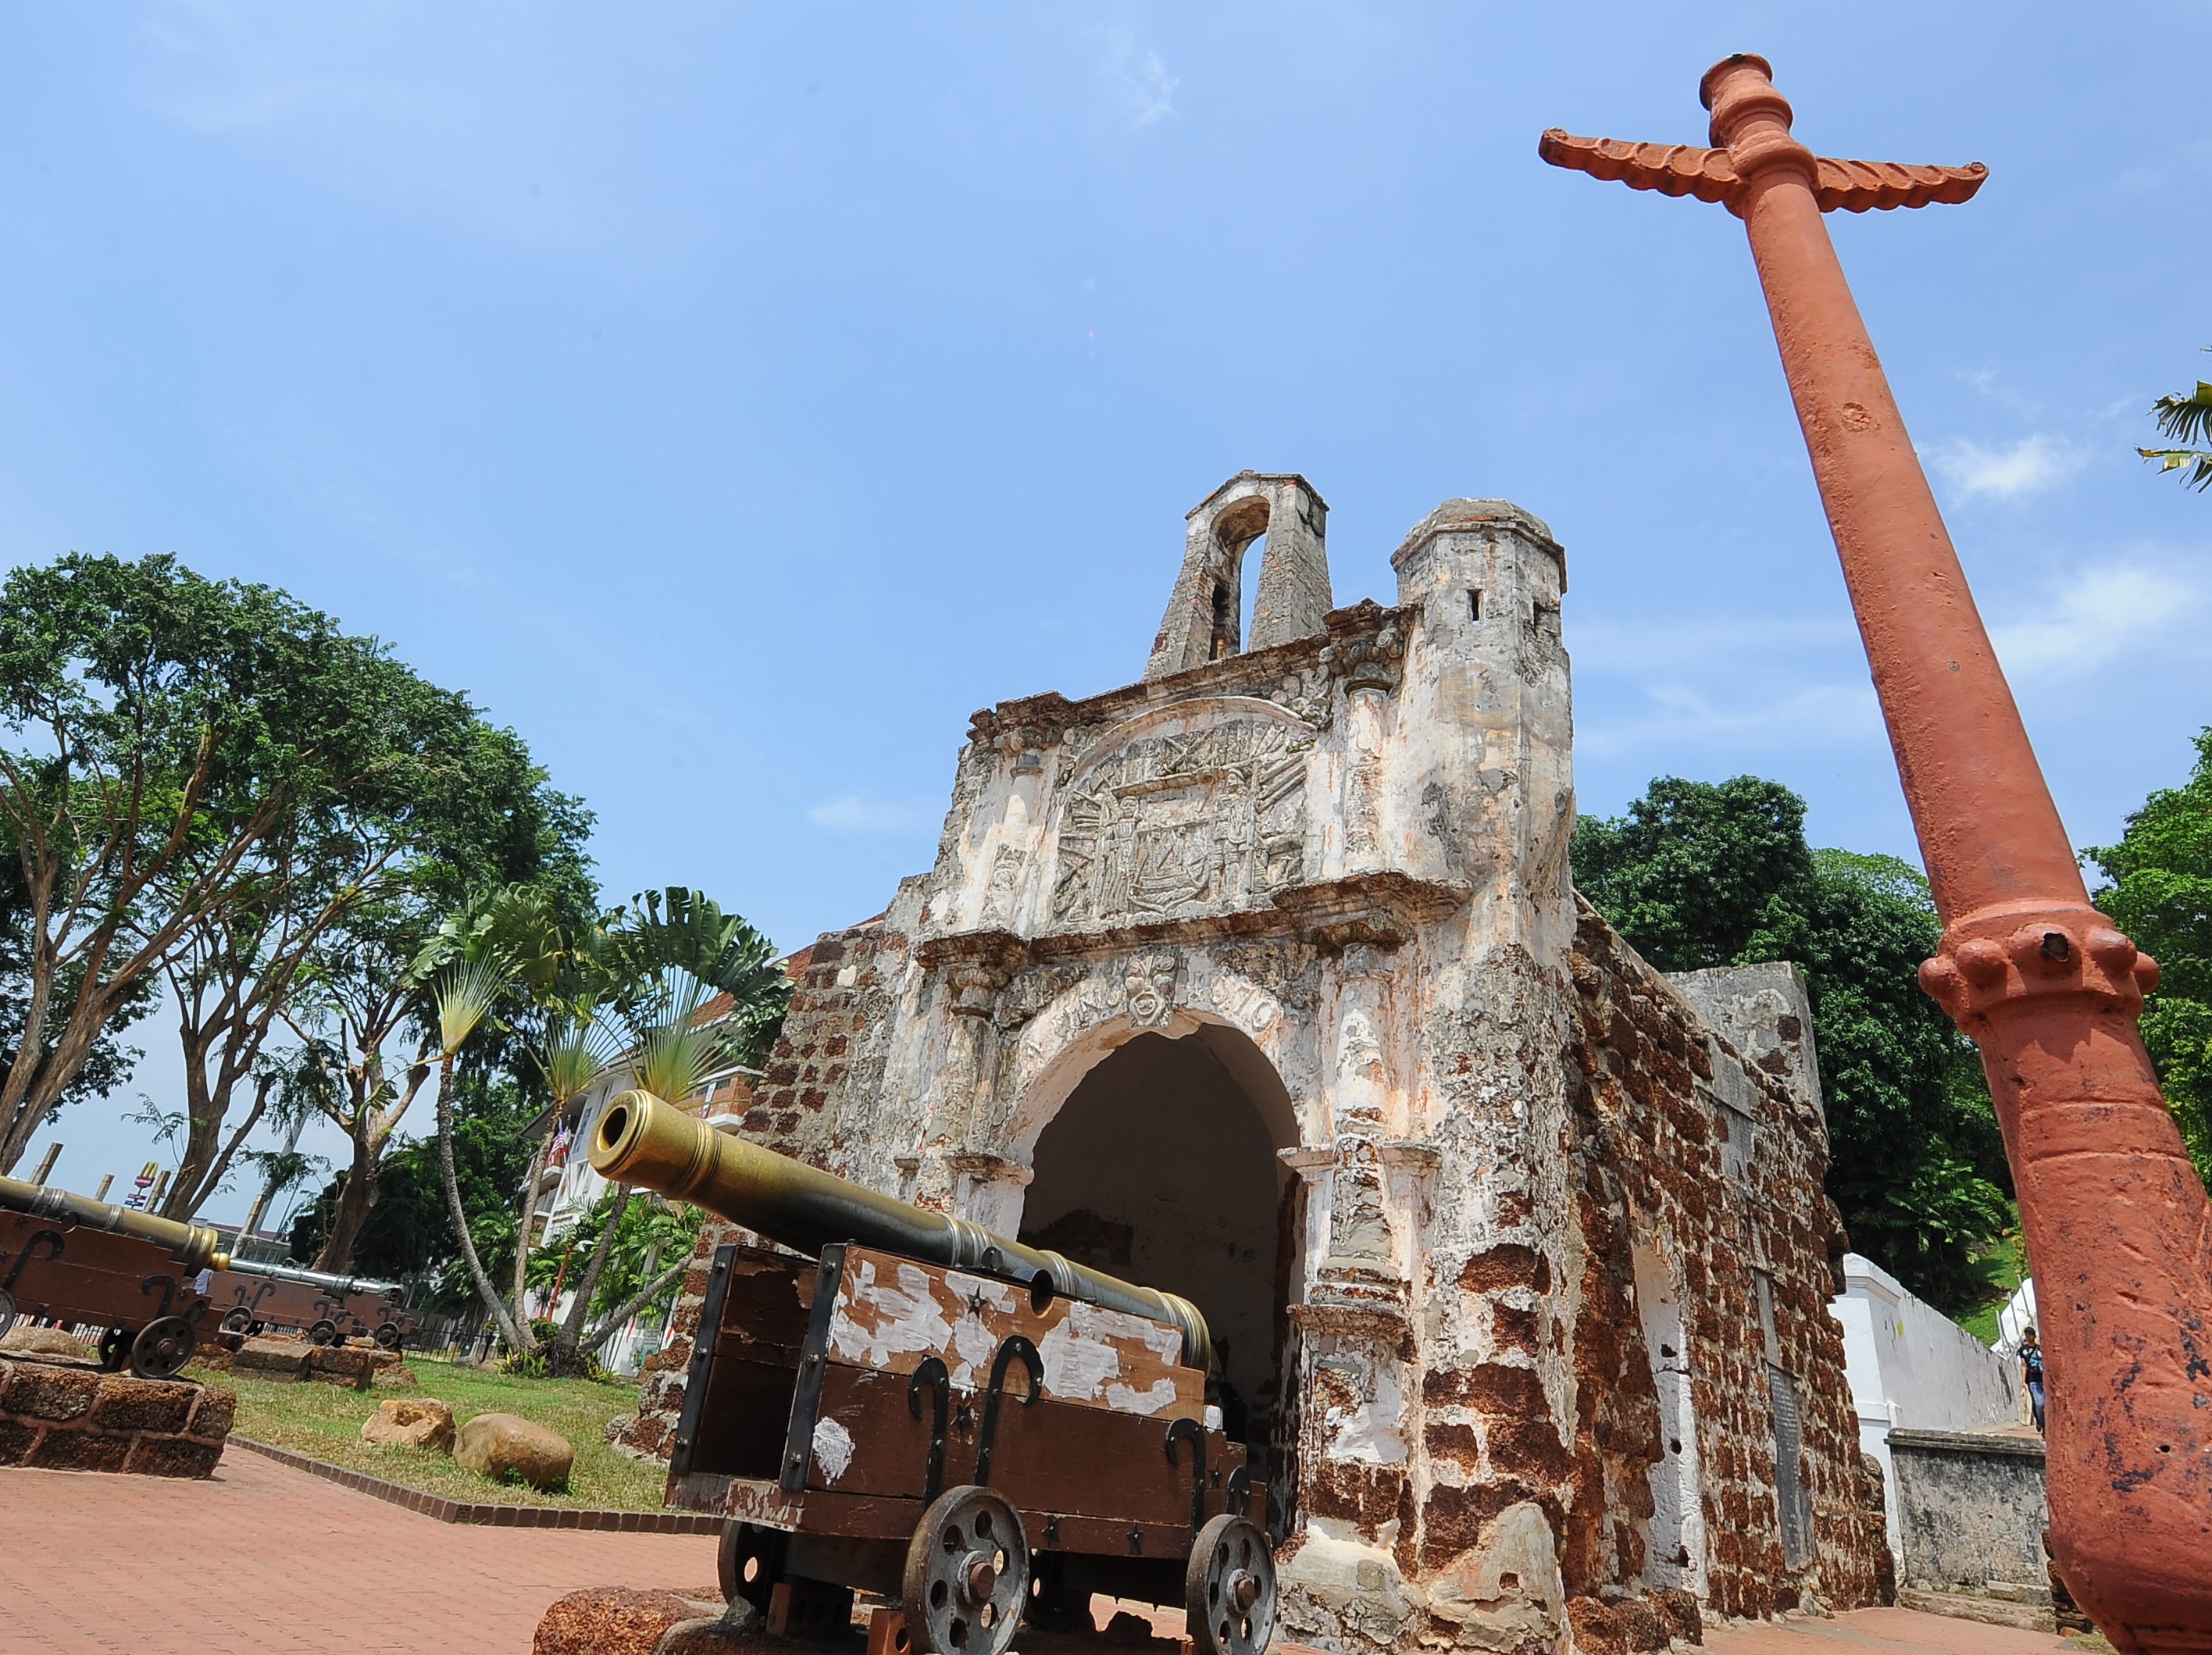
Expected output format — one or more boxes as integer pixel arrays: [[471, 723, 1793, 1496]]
[[1051, 719, 1311, 927]]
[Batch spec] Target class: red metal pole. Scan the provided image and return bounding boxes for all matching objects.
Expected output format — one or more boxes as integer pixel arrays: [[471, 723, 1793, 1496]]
[[1692, 56, 2210, 1646]]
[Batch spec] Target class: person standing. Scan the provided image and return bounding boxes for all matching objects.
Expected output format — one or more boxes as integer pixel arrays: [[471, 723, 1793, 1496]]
[[2019, 1325, 2046, 1434]]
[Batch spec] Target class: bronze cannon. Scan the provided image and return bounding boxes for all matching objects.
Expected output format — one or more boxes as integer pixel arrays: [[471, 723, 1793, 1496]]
[[592, 1091, 1279, 1655]]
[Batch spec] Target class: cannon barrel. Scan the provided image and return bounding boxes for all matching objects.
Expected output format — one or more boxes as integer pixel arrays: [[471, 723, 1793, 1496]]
[[0, 1174, 230, 1272], [590, 1090, 1213, 1373], [224, 1257, 400, 1299]]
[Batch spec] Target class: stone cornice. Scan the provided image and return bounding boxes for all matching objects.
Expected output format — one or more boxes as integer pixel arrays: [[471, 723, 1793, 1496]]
[[915, 872, 1473, 971], [965, 600, 1419, 751]]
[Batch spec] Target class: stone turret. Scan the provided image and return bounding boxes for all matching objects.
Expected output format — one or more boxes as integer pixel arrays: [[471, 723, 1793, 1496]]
[[1145, 472, 1333, 679]]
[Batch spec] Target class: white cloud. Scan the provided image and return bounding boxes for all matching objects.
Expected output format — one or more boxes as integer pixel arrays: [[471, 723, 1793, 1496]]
[[1927, 433, 2087, 502], [805, 794, 940, 835], [1988, 562, 2206, 677], [1098, 30, 1178, 128]]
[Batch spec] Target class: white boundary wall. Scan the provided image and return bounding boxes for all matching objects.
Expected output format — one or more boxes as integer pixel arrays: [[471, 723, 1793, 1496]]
[[1828, 1253, 2021, 1560]]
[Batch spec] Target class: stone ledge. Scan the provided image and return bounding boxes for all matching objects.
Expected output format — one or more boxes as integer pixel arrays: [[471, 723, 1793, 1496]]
[[1896, 1586, 2057, 1632], [1887, 1428, 2047, 1460], [227, 1435, 725, 1532]]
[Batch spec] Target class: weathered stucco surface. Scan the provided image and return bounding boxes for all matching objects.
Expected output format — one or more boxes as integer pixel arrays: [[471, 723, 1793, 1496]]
[[615, 475, 1881, 1650]]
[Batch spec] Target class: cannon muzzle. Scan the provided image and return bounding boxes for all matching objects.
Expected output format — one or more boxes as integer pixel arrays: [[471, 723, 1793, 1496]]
[[590, 1090, 1213, 1372], [223, 1257, 400, 1298], [0, 1174, 230, 1272]]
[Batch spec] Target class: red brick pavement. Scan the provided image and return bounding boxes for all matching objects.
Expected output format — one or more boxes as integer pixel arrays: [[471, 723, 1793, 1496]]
[[1706, 1606, 2077, 1655], [0, 1450, 718, 1654], [2, 1450, 2068, 1655]]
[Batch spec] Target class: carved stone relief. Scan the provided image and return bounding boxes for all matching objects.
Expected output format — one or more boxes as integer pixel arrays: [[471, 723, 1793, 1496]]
[[981, 845, 1026, 926], [1051, 719, 1312, 928]]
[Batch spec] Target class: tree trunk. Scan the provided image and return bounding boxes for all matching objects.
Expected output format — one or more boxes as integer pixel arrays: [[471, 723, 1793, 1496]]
[[433, 1052, 533, 1355], [548, 1186, 630, 1378], [510, 1132, 553, 1332], [314, 1125, 380, 1272]]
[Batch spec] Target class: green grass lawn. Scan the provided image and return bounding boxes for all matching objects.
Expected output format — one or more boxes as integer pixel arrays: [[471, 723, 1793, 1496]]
[[187, 1354, 673, 1511]]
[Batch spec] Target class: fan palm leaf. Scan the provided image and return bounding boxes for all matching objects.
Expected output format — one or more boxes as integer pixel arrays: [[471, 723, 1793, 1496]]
[[2140, 366, 2212, 492]]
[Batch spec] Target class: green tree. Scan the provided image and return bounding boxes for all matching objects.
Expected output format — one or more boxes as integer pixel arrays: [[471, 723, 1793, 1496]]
[[0, 850, 147, 1143], [2139, 350, 2212, 492], [1573, 776, 2010, 1307], [279, 726, 594, 1269], [0, 552, 445, 1172], [2086, 728, 2212, 1187], [287, 1068, 537, 1304]]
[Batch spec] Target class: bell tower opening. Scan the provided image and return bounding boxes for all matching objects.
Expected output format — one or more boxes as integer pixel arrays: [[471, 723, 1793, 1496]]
[[1018, 1024, 1299, 1486]]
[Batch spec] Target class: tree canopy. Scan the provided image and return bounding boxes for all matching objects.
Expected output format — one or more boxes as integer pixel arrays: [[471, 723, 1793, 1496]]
[[0, 551, 589, 1180], [1572, 776, 2010, 1308], [2087, 728, 2212, 1187]]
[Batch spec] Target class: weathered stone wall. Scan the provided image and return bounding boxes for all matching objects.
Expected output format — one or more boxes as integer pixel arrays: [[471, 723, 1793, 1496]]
[[1563, 908, 1878, 1627], [0, 1356, 234, 1475], [1889, 1429, 2050, 1596]]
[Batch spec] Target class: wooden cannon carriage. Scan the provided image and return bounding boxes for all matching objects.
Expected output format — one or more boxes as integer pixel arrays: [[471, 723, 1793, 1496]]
[[202, 1261, 416, 1350], [0, 1174, 414, 1375], [592, 1093, 1281, 1655]]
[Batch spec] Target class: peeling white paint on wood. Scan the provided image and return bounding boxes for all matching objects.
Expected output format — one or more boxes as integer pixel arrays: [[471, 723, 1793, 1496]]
[[820, 1246, 1205, 1421], [812, 1415, 857, 1482]]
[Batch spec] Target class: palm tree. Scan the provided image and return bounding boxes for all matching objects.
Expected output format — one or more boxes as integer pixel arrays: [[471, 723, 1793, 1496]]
[[2140, 352, 2212, 491], [430, 884, 790, 1375]]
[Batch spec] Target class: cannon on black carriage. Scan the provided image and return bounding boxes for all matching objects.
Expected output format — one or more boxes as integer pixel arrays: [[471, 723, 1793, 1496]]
[[590, 1091, 1282, 1655]]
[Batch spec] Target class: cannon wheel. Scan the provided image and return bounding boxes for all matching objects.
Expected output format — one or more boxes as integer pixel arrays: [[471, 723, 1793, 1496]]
[[718, 1521, 788, 1615], [97, 1325, 129, 1371], [373, 1321, 402, 1350], [1185, 1514, 1277, 1655], [219, 1307, 255, 1337], [307, 1318, 340, 1346], [0, 1286, 14, 1340], [901, 1485, 1029, 1655], [130, 1315, 198, 1381]]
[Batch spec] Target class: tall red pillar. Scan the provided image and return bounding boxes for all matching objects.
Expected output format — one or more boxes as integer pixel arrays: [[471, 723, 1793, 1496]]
[[1544, 55, 2211, 1650]]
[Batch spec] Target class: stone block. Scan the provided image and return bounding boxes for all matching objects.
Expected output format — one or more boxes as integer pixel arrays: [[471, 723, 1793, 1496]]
[[455, 1411, 573, 1490], [87, 1375, 195, 1436], [186, 1386, 237, 1441], [0, 1418, 40, 1464], [233, 1336, 310, 1379], [308, 1345, 375, 1389], [0, 1326, 95, 1361], [123, 1435, 225, 1478], [28, 1426, 132, 1472], [362, 1396, 455, 1452], [2, 1360, 102, 1422], [531, 1586, 726, 1655]]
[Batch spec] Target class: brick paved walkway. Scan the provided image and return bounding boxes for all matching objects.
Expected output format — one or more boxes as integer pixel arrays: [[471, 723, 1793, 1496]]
[[0, 1450, 718, 1654], [2, 1450, 2069, 1655], [1707, 1606, 2076, 1655]]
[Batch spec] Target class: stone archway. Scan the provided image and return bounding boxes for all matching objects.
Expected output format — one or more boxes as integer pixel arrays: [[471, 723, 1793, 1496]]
[[1015, 1018, 1300, 1486]]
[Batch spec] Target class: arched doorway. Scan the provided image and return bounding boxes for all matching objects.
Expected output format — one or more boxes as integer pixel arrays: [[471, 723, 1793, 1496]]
[[1016, 1022, 1299, 1483]]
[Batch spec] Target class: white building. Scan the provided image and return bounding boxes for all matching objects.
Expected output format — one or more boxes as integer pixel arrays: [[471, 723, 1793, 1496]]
[[1828, 1252, 2022, 1560]]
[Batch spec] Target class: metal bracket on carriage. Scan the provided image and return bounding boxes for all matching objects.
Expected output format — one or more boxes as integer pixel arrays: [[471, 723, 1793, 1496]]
[[2, 1227, 66, 1294], [1224, 1466, 1253, 1521], [908, 1354, 952, 1503], [1165, 1415, 1208, 1533], [971, 1335, 1042, 1486]]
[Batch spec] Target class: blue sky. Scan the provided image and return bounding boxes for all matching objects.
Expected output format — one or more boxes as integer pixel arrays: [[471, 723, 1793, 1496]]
[[8, 3, 2210, 1220]]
